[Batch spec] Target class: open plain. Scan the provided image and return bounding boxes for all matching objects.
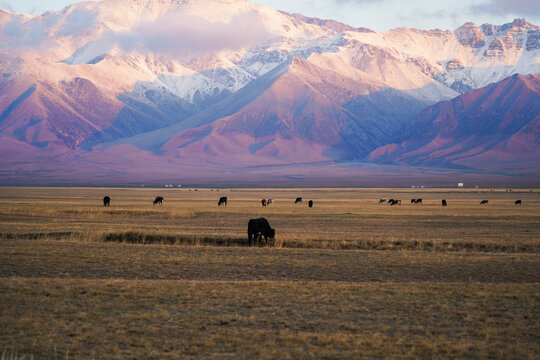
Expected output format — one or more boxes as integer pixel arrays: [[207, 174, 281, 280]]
[[0, 187, 539, 359]]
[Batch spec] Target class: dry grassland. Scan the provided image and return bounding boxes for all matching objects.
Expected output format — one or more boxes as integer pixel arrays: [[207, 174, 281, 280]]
[[0, 187, 539, 359], [1, 187, 538, 250]]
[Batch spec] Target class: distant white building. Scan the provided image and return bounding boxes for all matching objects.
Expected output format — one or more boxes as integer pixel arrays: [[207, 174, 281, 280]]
[[458, 182, 464, 188]]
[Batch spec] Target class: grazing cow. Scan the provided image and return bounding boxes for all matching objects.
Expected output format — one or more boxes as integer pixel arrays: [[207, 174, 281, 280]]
[[218, 196, 228, 206], [411, 199, 416, 204], [295, 197, 302, 204], [379, 198, 387, 204], [247, 218, 275, 246], [480, 200, 489, 204], [515, 200, 522, 205], [308, 200, 313, 208], [261, 199, 267, 207], [442, 199, 447, 207], [267, 199, 273, 205], [103, 196, 110, 207], [416, 198, 422, 204], [153, 196, 164, 206], [389, 199, 401, 206]]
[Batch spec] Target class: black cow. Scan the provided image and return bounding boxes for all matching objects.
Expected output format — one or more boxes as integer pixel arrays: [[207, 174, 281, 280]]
[[480, 200, 489, 204], [415, 198, 422, 204], [442, 199, 447, 207], [308, 200, 313, 208], [103, 196, 110, 207], [295, 197, 302, 204], [379, 198, 387, 204], [218, 196, 228, 206], [261, 199, 267, 207], [515, 200, 522, 205], [389, 199, 401, 206], [153, 196, 163, 206], [411, 199, 416, 204], [248, 218, 275, 246]]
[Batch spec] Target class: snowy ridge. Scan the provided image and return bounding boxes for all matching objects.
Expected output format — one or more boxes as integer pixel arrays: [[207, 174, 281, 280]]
[[2, 1, 537, 106]]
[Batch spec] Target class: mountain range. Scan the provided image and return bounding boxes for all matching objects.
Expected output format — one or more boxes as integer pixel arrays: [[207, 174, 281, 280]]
[[0, 0, 538, 186]]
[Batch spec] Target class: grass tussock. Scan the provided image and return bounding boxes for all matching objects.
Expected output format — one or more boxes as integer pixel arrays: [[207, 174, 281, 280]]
[[279, 237, 539, 253], [1, 349, 34, 360], [102, 231, 244, 247], [2, 229, 538, 253], [95, 231, 539, 253], [1, 231, 95, 243]]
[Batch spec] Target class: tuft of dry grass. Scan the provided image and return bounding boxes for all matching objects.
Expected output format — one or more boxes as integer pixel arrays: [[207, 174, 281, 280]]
[[2, 230, 537, 253], [1, 349, 34, 360]]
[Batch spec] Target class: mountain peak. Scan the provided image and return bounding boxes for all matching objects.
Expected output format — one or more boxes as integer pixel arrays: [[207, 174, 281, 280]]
[[282, 11, 374, 33], [479, 18, 539, 34], [455, 22, 485, 48], [506, 18, 539, 31], [510, 73, 540, 92]]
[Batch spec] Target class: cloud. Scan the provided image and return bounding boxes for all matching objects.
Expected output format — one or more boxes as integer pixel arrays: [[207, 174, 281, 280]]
[[396, 9, 461, 30], [0, 1, 13, 12], [0, 13, 55, 48], [114, 10, 273, 58], [472, 0, 540, 18]]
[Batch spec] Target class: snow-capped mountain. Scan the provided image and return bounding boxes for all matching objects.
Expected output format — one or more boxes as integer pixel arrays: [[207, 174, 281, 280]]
[[0, 0, 539, 184]]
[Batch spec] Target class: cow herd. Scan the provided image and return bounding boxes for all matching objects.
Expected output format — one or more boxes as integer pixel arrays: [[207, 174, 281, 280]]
[[102, 195, 316, 208], [100, 194, 316, 246], [101, 193, 525, 246], [379, 197, 522, 206]]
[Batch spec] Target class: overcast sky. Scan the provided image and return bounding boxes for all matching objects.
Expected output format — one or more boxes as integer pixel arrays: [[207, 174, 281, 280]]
[[0, 0, 538, 31]]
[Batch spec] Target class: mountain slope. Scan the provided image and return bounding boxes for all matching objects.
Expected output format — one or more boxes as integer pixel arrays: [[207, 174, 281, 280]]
[[368, 73, 540, 172], [152, 55, 432, 165]]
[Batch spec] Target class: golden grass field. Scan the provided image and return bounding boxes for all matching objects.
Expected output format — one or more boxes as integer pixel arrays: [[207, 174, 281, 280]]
[[0, 186, 539, 359]]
